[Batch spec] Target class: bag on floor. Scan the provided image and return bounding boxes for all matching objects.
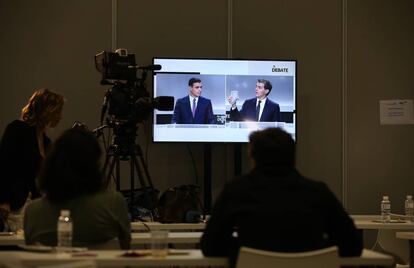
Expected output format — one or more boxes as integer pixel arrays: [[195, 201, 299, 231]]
[[157, 184, 203, 223]]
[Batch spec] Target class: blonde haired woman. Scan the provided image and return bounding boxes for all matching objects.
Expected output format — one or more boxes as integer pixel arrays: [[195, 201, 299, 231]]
[[0, 88, 64, 229]]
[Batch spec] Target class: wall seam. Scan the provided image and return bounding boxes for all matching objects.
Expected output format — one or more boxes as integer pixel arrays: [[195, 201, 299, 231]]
[[341, 0, 349, 209], [227, 0, 233, 59], [111, 0, 117, 51]]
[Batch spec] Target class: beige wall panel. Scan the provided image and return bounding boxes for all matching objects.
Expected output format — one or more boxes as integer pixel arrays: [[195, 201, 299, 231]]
[[233, 0, 344, 197], [347, 0, 414, 214]]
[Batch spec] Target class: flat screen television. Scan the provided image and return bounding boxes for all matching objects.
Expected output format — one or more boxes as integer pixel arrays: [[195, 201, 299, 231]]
[[152, 58, 296, 143]]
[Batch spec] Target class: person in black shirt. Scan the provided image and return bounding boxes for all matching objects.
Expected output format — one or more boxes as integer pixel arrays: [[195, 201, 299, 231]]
[[0, 88, 64, 225], [201, 128, 362, 266]]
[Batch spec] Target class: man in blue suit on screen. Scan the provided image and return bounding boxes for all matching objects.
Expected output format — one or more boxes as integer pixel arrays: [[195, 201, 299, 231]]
[[171, 77, 216, 124], [227, 79, 281, 122]]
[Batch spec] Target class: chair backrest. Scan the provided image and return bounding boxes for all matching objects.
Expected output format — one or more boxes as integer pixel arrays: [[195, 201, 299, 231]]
[[236, 246, 339, 268]]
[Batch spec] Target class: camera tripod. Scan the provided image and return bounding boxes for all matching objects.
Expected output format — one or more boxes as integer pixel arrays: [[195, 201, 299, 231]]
[[103, 139, 156, 218]]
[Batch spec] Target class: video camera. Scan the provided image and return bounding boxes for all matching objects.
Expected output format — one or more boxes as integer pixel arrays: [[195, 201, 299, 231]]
[[95, 49, 174, 127]]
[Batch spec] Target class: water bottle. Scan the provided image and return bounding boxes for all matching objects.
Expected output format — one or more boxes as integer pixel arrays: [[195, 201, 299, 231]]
[[381, 196, 391, 222], [405, 195, 414, 222], [57, 210, 73, 248]]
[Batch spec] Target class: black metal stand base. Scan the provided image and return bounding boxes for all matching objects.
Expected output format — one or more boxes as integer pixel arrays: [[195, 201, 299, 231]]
[[103, 143, 156, 217]]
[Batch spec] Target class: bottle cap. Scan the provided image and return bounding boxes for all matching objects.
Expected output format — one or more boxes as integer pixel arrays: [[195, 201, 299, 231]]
[[407, 195, 412, 200], [383, 196, 389, 201], [60, 210, 70, 217]]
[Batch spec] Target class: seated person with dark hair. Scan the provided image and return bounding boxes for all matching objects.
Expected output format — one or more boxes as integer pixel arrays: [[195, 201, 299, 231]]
[[172, 77, 216, 124], [227, 79, 280, 122], [24, 127, 131, 249], [201, 128, 362, 267]]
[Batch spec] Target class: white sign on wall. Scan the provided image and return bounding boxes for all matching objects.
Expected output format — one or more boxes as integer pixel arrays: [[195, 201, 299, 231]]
[[379, 99, 414, 125]]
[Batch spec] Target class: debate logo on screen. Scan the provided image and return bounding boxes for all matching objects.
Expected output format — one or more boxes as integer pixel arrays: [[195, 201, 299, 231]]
[[272, 65, 289, 73]]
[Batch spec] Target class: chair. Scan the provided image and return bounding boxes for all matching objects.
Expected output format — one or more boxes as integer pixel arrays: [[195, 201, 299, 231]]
[[374, 229, 409, 265], [236, 246, 339, 268]]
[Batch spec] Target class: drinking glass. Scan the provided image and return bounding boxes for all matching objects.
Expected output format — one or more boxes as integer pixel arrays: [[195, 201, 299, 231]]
[[151, 230, 168, 258]]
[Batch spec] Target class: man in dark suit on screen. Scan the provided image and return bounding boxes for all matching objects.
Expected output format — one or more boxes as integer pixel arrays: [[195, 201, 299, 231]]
[[171, 77, 216, 124], [227, 79, 281, 122]]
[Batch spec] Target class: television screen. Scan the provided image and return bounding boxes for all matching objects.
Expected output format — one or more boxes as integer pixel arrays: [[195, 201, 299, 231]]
[[152, 58, 296, 143]]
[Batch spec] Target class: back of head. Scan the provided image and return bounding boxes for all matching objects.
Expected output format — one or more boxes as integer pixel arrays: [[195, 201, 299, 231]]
[[21, 88, 64, 128], [249, 128, 295, 168], [38, 127, 103, 202]]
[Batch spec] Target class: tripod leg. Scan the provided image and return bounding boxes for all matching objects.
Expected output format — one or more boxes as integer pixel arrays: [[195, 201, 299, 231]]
[[139, 154, 154, 188], [132, 155, 147, 189], [103, 145, 121, 191], [132, 155, 158, 212], [115, 155, 121, 191], [135, 146, 154, 188], [103, 154, 116, 189], [103, 151, 110, 174], [129, 158, 135, 216]]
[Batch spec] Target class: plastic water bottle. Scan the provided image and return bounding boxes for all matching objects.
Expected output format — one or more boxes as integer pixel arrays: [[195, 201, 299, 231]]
[[57, 210, 73, 248], [405, 195, 414, 222], [381, 196, 391, 223]]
